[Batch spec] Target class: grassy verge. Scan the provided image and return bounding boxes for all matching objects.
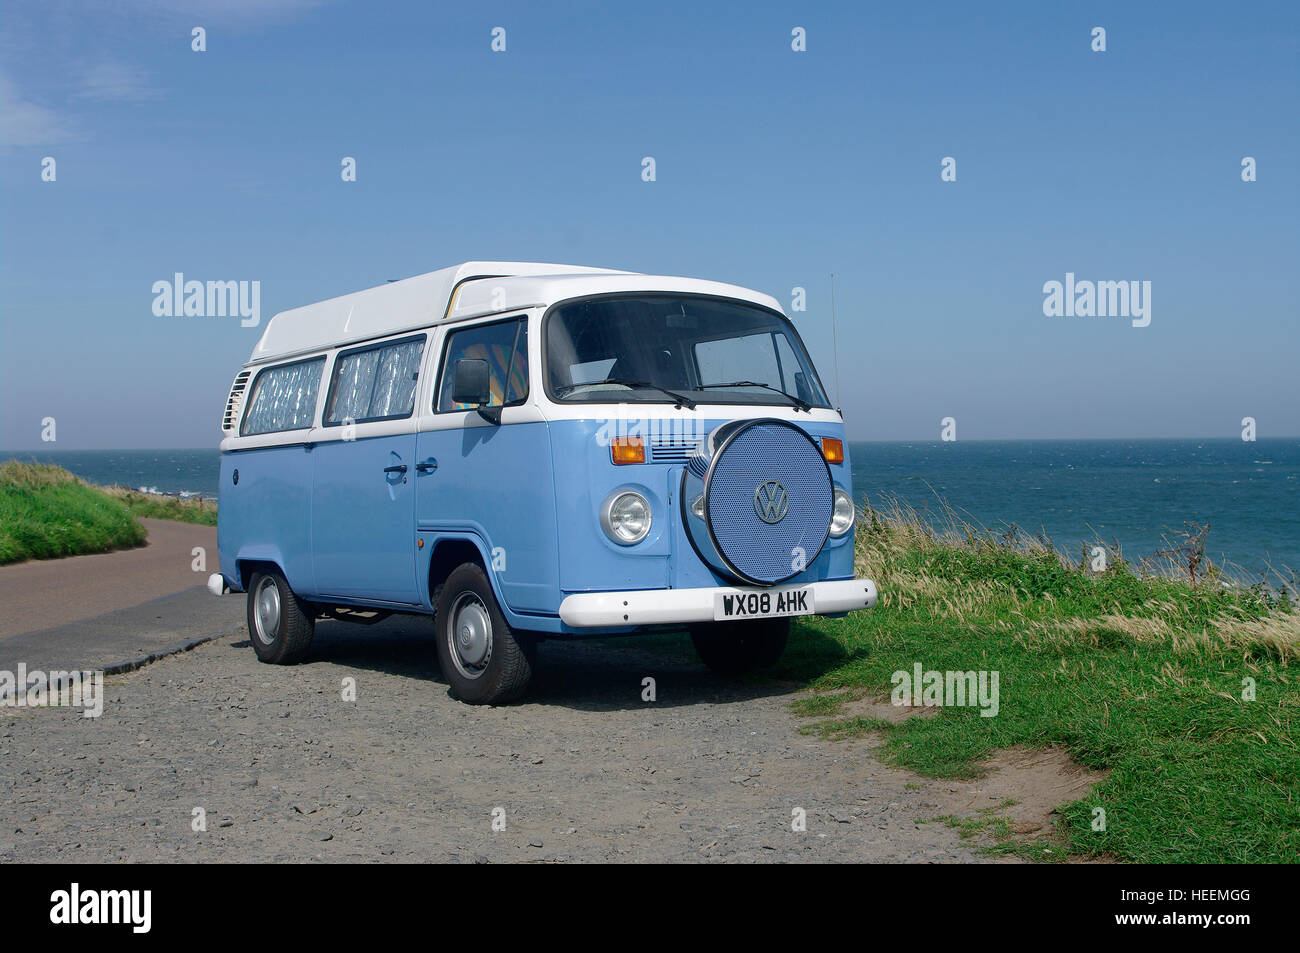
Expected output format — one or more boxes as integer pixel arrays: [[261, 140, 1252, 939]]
[[0, 462, 147, 565], [806, 499, 1298, 862], [98, 485, 217, 527], [640, 496, 1299, 863]]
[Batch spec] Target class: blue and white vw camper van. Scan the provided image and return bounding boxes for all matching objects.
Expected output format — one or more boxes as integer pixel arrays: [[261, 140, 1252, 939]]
[[212, 262, 877, 703]]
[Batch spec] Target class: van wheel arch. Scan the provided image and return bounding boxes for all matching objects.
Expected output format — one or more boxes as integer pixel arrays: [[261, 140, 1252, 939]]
[[237, 558, 283, 593], [427, 537, 492, 611]]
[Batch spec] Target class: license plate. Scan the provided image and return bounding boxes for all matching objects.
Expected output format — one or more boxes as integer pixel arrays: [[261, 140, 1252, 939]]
[[714, 587, 815, 621]]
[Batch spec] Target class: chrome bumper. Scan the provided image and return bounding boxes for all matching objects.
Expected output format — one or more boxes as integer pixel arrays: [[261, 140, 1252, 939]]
[[557, 578, 878, 628]]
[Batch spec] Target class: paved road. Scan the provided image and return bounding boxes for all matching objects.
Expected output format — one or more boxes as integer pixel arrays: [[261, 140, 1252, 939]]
[[0, 587, 243, 676], [0, 519, 218, 639]]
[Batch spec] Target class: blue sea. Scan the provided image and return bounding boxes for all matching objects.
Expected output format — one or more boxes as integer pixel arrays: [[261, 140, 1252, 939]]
[[848, 439, 1299, 580], [4, 449, 221, 500], [5, 439, 1298, 578]]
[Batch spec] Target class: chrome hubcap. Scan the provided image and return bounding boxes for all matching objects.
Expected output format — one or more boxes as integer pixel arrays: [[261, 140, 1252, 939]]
[[253, 577, 281, 646], [448, 593, 492, 679]]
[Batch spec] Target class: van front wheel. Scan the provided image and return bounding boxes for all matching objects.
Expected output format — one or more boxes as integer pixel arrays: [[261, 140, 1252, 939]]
[[690, 617, 790, 676], [246, 570, 315, 664], [435, 563, 536, 704]]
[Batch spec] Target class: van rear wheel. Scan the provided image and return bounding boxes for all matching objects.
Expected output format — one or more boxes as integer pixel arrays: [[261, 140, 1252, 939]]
[[246, 569, 315, 664], [690, 617, 790, 676], [435, 562, 536, 704]]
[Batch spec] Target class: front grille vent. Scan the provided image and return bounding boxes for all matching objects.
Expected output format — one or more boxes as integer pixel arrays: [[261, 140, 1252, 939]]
[[649, 438, 703, 463]]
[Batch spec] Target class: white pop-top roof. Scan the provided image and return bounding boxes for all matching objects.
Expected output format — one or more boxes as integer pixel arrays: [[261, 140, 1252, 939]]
[[246, 261, 785, 365]]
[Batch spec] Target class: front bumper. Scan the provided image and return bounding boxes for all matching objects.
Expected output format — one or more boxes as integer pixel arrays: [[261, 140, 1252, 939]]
[[557, 578, 878, 628]]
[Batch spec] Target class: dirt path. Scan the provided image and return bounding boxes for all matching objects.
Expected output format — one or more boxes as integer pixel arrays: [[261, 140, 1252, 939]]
[[0, 519, 217, 638], [0, 617, 1001, 863]]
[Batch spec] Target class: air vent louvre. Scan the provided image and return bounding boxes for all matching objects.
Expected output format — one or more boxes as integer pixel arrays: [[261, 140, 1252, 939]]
[[649, 439, 702, 463], [222, 370, 252, 432]]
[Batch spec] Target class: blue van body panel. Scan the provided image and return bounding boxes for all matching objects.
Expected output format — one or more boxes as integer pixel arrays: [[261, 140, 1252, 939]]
[[410, 529, 570, 633], [218, 444, 315, 594], [549, 419, 672, 594], [312, 434, 420, 605], [415, 420, 561, 616]]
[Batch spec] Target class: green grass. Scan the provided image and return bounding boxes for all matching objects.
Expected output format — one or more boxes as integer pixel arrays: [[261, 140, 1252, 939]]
[[99, 485, 217, 526], [635, 495, 1300, 863], [0, 462, 147, 564]]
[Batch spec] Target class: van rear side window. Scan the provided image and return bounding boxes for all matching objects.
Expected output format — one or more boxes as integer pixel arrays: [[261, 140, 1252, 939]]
[[324, 336, 425, 426], [240, 357, 325, 436]]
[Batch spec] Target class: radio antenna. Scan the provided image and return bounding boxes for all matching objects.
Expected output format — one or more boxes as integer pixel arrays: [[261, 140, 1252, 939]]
[[829, 272, 842, 411]]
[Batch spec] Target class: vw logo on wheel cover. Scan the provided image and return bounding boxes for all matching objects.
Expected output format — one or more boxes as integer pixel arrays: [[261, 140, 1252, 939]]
[[753, 480, 790, 523]]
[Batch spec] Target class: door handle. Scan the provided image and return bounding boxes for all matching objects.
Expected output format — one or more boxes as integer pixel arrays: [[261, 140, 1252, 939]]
[[415, 460, 438, 473], [383, 464, 408, 474]]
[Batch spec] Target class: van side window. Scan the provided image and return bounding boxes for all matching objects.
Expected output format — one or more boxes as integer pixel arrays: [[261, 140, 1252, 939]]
[[437, 317, 528, 412], [240, 357, 325, 436], [325, 336, 425, 426]]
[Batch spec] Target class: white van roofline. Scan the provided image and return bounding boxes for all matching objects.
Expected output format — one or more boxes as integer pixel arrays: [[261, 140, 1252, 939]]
[[245, 262, 786, 366]]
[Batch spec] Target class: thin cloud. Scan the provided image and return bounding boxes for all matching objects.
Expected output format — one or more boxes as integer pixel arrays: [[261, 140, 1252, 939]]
[[74, 61, 161, 103], [0, 73, 74, 147], [109, 0, 331, 24]]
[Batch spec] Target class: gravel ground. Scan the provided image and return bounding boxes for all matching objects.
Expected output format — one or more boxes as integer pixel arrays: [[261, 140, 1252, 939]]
[[0, 617, 992, 863]]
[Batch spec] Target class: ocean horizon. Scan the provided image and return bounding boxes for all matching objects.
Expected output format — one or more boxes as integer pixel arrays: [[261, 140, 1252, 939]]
[[5, 437, 1298, 579]]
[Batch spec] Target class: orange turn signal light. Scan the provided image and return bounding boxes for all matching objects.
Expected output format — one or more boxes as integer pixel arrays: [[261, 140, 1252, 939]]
[[611, 437, 646, 465], [821, 437, 845, 464]]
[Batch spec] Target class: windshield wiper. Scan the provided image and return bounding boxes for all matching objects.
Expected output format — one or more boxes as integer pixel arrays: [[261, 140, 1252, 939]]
[[555, 378, 697, 409], [695, 381, 811, 412]]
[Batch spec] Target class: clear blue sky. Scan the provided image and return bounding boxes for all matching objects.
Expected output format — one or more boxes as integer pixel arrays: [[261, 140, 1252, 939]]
[[1, 0, 1296, 448]]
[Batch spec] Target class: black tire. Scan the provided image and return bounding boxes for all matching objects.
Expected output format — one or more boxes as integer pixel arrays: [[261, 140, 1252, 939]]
[[246, 569, 315, 664], [690, 617, 790, 676], [434, 562, 536, 704]]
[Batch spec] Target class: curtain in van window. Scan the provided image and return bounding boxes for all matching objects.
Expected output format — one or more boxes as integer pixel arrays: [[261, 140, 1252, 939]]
[[326, 338, 423, 424], [328, 350, 379, 423], [241, 358, 325, 435], [369, 340, 423, 418]]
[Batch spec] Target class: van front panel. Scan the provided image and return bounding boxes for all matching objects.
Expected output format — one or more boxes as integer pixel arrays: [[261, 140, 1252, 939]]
[[547, 415, 856, 598]]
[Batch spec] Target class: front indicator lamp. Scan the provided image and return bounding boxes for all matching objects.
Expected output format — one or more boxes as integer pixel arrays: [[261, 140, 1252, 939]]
[[821, 437, 845, 464], [610, 437, 646, 465]]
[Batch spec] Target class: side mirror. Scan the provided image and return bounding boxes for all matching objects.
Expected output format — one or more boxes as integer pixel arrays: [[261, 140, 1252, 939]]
[[451, 358, 501, 425], [452, 359, 491, 405]]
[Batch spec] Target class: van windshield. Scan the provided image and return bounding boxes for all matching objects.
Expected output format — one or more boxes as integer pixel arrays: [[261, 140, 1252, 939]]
[[545, 295, 830, 408]]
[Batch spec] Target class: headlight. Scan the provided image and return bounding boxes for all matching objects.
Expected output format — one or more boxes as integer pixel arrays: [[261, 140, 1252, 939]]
[[829, 486, 855, 537], [601, 490, 652, 545], [690, 495, 705, 519]]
